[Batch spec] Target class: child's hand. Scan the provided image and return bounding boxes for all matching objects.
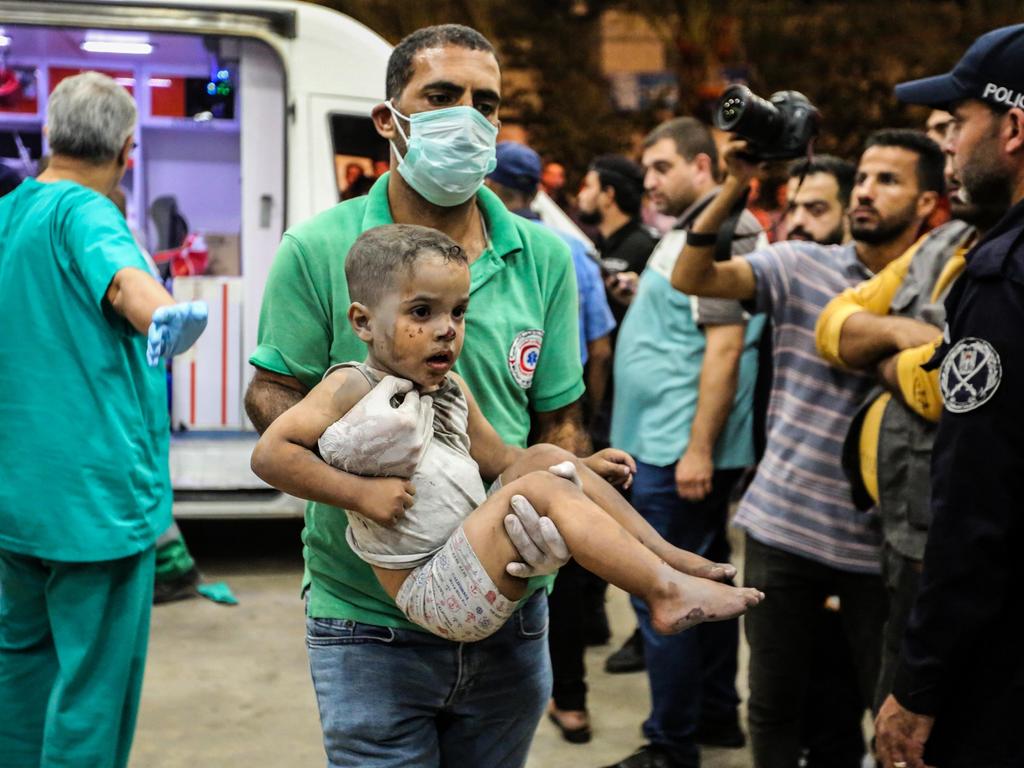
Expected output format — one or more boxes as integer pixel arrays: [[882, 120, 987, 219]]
[[583, 448, 637, 489], [352, 477, 417, 527]]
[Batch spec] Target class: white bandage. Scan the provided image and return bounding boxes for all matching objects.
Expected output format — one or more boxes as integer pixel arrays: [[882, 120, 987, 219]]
[[395, 526, 516, 643]]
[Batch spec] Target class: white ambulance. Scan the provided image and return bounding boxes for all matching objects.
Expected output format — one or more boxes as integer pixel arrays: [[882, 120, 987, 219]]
[[0, 0, 392, 516]]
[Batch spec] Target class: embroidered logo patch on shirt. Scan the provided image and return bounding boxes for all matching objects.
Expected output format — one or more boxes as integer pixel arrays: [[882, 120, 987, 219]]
[[508, 329, 544, 389], [940, 337, 1002, 413]]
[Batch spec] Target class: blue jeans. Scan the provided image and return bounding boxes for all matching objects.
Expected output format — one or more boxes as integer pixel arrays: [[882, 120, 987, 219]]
[[306, 591, 551, 768], [629, 461, 743, 765]]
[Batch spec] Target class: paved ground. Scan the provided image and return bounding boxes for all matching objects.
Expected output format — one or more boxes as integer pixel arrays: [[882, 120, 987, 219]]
[[132, 519, 759, 767]]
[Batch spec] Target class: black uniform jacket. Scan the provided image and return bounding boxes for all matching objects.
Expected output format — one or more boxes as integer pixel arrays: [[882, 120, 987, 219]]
[[892, 198, 1024, 767]]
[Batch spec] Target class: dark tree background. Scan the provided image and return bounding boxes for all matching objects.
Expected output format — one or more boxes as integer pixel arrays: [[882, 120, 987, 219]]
[[315, 0, 1024, 172]]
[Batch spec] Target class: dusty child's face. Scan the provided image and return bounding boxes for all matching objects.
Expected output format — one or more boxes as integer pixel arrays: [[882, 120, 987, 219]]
[[365, 254, 471, 391]]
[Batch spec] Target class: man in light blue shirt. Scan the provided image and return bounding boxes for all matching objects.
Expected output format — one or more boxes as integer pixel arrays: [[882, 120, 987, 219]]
[[606, 117, 764, 768]]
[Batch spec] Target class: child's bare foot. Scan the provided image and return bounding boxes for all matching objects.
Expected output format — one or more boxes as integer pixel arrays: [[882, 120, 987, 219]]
[[648, 567, 764, 635], [671, 549, 737, 582]]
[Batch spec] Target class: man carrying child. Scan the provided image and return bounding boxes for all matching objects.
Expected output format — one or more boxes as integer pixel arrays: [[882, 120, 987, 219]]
[[246, 24, 595, 768]]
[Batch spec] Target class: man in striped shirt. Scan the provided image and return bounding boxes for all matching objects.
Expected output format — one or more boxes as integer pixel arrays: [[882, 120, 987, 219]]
[[671, 129, 945, 767]]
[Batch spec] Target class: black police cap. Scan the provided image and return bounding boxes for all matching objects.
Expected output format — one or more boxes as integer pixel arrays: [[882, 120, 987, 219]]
[[895, 24, 1024, 111]]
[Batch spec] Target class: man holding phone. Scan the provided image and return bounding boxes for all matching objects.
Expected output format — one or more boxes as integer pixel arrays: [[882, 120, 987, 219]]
[[577, 154, 657, 326]]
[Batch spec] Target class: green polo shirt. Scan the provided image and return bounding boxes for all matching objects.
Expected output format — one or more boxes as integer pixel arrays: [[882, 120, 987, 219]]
[[251, 174, 584, 628]]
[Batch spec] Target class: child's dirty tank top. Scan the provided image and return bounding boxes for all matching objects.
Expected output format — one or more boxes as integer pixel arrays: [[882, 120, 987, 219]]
[[319, 361, 487, 569]]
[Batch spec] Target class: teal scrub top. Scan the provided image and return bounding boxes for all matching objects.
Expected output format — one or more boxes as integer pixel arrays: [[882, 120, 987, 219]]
[[0, 178, 171, 562]]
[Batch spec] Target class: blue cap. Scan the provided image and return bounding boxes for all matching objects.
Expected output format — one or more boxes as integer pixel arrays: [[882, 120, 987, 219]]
[[489, 141, 542, 194], [895, 24, 1024, 110]]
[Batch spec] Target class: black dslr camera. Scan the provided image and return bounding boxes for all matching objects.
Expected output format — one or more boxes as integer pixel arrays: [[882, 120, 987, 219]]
[[713, 84, 819, 161]]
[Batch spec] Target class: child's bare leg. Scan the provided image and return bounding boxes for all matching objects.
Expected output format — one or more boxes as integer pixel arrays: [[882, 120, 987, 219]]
[[464, 470, 763, 634], [500, 444, 736, 582]]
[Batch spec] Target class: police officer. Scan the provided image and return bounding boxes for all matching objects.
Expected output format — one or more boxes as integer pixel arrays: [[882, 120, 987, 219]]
[[874, 24, 1024, 768]]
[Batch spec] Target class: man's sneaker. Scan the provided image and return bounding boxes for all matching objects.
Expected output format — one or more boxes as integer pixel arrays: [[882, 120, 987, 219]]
[[604, 628, 645, 674], [153, 566, 200, 604]]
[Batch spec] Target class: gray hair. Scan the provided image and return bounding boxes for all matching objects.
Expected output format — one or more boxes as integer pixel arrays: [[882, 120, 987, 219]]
[[46, 72, 136, 164]]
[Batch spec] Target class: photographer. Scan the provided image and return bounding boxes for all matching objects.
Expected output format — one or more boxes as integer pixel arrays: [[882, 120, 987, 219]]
[[671, 126, 943, 765]]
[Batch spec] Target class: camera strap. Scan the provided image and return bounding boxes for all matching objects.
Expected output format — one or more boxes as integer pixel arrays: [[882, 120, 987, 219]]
[[677, 185, 756, 261], [712, 186, 751, 263]]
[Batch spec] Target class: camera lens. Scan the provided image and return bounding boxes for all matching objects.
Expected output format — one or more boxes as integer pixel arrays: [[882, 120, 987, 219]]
[[714, 84, 784, 146], [717, 93, 747, 129]]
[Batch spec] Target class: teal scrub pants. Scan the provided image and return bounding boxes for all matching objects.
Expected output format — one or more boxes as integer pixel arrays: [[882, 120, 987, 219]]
[[0, 546, 155, 768]]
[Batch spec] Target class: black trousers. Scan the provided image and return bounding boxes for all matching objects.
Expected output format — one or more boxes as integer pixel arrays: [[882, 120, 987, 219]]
[[874, 543, 922, 712], [800, 605, 870, 768], [547, 557, 601, 711], [743, 535, 887, 768]]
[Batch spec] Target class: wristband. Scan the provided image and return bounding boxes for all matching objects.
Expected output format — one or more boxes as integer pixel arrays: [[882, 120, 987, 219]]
[[685, 230, 718, 247]]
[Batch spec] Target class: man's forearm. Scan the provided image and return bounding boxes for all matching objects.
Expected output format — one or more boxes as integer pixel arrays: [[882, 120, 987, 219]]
[[533, 400, 591, 455], [839, 313, 941, 369], [688, 329, 743, 456], [585, 337, 612, 418], [251, 436, 371, 510], [245, 374, 305, 434], [106, 267, 175, 334], [670, 176, 752, 299]]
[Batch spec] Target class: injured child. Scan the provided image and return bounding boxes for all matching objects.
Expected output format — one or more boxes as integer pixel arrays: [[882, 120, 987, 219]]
[[251, 223, 763, 642]]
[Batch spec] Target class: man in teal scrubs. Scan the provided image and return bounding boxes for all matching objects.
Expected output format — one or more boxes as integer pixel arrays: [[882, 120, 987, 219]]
[[245, 24, 585, 767], [0, 72, 207, 768]]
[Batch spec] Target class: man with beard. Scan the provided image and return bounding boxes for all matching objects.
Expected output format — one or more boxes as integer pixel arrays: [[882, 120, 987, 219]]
[[783, 155, 854, 245], [872, 23, 1024, 768], [573, 154, 649, 444], [577, 155, 657, 324], [670, 129, 943, 768], [604, 117, 765, 768], [245, 25, 586, 766], [816, 115, 1006, 718]]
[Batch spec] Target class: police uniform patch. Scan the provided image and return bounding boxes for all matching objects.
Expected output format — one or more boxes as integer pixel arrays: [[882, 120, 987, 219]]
[[508, 329, 544, 389], [940, 337, 1002, 413]]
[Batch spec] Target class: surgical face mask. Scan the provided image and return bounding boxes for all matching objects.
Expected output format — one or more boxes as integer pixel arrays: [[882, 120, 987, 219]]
[[387, 101, 498, 207]]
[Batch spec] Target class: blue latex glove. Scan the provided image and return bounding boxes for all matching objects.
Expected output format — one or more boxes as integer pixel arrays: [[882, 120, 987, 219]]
[[146, 301, 209, 366]]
